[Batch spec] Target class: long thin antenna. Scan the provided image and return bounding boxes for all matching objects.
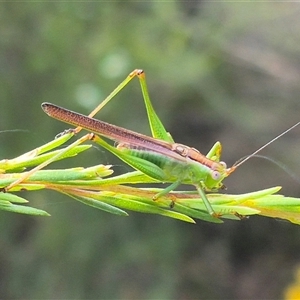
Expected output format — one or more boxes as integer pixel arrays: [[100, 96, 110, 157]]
[[232, 120, 300, 169]]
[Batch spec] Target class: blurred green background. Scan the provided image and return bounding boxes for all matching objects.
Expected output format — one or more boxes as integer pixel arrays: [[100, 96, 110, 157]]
[[1, 2, 300, 299]]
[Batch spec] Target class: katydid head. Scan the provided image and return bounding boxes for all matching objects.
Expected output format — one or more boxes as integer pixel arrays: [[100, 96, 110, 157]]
[[204, 161, 232, 190]]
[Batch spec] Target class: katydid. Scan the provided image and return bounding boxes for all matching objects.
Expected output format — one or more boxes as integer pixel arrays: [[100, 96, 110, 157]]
[[40, 69, 300, 218]]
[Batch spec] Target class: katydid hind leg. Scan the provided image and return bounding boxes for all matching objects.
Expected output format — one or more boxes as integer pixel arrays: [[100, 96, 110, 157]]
[[84, 71, 138, 120], [137, 70, 174, 143], [84, 69, 174, 144]]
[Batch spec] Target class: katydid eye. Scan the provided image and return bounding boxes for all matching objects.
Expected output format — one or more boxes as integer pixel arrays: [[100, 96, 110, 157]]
[[211, 170, 221, 180]]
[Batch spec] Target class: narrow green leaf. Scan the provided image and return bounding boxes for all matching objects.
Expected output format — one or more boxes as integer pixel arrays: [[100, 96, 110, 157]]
[[83, 192, 195, 223], [65, 193, 129, 216], [0, 192, 28, 203], [0, 203, 50, 216]]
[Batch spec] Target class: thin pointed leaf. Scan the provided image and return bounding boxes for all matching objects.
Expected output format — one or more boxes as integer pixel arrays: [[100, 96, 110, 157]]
[[0, 203, 50, 216], [64, 192, 128, 216], [0, 192, 28, 203]]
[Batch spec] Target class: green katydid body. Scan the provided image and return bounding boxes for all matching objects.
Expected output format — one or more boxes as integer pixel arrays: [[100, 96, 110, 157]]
[[41, 69, 235, 216], [42, 101, 233, 216]]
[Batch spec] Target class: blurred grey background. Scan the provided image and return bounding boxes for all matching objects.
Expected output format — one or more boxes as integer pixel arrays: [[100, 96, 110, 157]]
[[1, 2, 300, 299]]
